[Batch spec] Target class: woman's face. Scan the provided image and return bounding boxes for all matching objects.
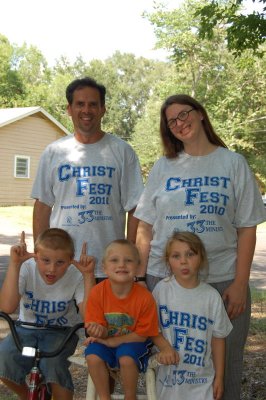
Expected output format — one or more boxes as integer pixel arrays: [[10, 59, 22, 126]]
[[165, 103, 204, 146]]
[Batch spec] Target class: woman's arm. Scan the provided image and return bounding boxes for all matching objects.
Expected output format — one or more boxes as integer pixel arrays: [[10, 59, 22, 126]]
[[222, 226, 256, 319]]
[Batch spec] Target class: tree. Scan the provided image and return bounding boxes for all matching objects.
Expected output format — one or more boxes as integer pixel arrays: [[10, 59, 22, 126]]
[[195, 0, 266, 56], [136, 0, 266, 189], [0, 35, 24, 106], [14, 43, 51, 108], [83, 51, 170, 140], [40, 51, 169, 140]]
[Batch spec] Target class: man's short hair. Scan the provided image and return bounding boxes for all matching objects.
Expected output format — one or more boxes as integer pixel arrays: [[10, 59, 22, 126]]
[[66, 77, 106, 106]]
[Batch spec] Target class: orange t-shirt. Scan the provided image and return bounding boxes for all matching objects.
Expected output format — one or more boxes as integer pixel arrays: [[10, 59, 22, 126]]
[[85, 279, 159, 337]]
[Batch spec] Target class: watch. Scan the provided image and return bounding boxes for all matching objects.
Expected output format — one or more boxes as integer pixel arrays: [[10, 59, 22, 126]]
[[134, 276, 146, 282]]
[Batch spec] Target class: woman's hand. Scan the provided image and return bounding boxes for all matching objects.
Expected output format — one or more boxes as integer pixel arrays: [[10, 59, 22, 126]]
[[222, 281, 248, 320]]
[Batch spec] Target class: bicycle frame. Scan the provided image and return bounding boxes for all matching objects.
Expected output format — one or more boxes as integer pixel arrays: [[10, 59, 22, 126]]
[[27, 349, 45, 400], [0, 311, 83, 400]]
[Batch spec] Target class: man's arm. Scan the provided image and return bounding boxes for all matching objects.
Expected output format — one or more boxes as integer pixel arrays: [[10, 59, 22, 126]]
[[135, 220, 153, 277], [33, 199, 52, 242], [126, 208, 139, 243]]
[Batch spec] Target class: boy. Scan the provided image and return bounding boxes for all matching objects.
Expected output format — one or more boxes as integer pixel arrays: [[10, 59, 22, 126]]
[[0, 228, 95, 400], [84, 239, 179, 400]]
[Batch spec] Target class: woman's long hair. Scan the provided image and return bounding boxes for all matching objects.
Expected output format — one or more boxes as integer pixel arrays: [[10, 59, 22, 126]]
[[160, 94, 227, 158]]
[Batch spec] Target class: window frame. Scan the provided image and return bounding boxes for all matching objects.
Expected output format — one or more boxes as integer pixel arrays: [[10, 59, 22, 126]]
[[14, 155, 30, 179]]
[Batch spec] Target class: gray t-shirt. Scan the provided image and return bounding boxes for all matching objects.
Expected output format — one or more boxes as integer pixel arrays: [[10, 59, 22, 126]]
[[153, 278, 232, 400], [135, 148, 266, 282], [19, 258, 83, 326], [32, 133, 144, 277]]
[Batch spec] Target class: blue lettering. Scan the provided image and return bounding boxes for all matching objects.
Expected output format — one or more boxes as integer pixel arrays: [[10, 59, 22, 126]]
[[185, 188, 200, 205], [194, 339, 206, 353], [180, 312, 190, 327], [220, 177, 230, 188], [40, 301, 51, 313], [169, 311, 179, 325], [184, 336, 194, 351], [159, 305, 170, 328], [166, 177, 181, 191], [58, 164, 71, 181], [57, 301, 67, 312], [220, 193, 229, 206], [76, 178, 89, 196], [198, 316, 207, 330], [31, 299, 40, 312], [173, 327, 188, 350]]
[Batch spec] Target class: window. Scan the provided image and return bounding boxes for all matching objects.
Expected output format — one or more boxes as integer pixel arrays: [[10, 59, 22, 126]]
[[14, 155, 30, 178]]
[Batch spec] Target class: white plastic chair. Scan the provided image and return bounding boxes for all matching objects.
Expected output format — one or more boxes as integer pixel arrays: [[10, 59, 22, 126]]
[[85, 355, 158, 400]]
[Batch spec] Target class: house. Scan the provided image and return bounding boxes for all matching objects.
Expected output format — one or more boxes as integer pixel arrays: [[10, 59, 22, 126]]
[[0, 107, 70, 206]]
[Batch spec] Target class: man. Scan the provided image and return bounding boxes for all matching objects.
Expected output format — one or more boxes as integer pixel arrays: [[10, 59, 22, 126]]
[[31, 77, 144, 280]]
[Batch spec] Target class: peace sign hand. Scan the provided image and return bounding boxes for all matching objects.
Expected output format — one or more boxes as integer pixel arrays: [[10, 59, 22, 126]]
[[10, 231, 35, 265], [72, 242, 95, 276]]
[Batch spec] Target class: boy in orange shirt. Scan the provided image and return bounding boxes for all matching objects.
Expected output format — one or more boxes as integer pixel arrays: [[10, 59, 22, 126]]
[[84, 239, 178, 399]]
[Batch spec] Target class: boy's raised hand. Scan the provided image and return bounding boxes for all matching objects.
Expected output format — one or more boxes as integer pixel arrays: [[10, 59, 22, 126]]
[[72, 242, 95, 275], [10, 231, 35, 265]]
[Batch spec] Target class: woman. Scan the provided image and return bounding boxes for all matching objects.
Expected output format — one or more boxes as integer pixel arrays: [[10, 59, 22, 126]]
[[134, 94, 266, 400]]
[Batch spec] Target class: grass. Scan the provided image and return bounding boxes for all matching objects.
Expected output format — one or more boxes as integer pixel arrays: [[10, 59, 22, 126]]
[[249, 288, 266, 334], [0, 206, 33, 231]]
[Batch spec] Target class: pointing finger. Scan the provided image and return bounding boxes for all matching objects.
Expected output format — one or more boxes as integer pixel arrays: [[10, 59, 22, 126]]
[[20, 231, 26, 245], [81, 242, 87, 255]]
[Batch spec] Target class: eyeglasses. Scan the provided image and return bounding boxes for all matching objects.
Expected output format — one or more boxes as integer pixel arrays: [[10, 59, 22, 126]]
[[167, 109, 194, 129]]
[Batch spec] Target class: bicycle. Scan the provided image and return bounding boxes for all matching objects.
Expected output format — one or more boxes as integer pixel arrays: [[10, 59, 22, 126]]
[[0, 311, 84, 400]]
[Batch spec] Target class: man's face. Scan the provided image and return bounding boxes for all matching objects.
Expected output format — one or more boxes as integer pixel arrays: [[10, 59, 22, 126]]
[[67, 86, 106, 143]]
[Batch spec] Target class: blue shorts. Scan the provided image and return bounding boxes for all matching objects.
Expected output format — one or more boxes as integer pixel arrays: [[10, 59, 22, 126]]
[[85, 340, 153, 373], [0, 326, 79, 392]]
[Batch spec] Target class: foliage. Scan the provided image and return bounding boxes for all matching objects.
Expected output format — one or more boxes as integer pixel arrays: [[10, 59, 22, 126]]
[[0, 35, 24, 106], [0, 11, 265, 189], [82, 52, 169, 140], [138, 0, 266, 189], [195, 0, 266, 56]]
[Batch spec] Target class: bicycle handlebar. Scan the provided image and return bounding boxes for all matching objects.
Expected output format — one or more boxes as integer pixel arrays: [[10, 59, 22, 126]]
[[0, 311, 84, 358]]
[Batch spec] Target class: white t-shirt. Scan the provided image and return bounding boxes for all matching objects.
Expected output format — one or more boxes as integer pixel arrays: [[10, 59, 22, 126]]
[[134, 148, 266, 282], [31, 133, 144, 277], [18, 258, 83, 326], [153, 278, 232, 400]]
